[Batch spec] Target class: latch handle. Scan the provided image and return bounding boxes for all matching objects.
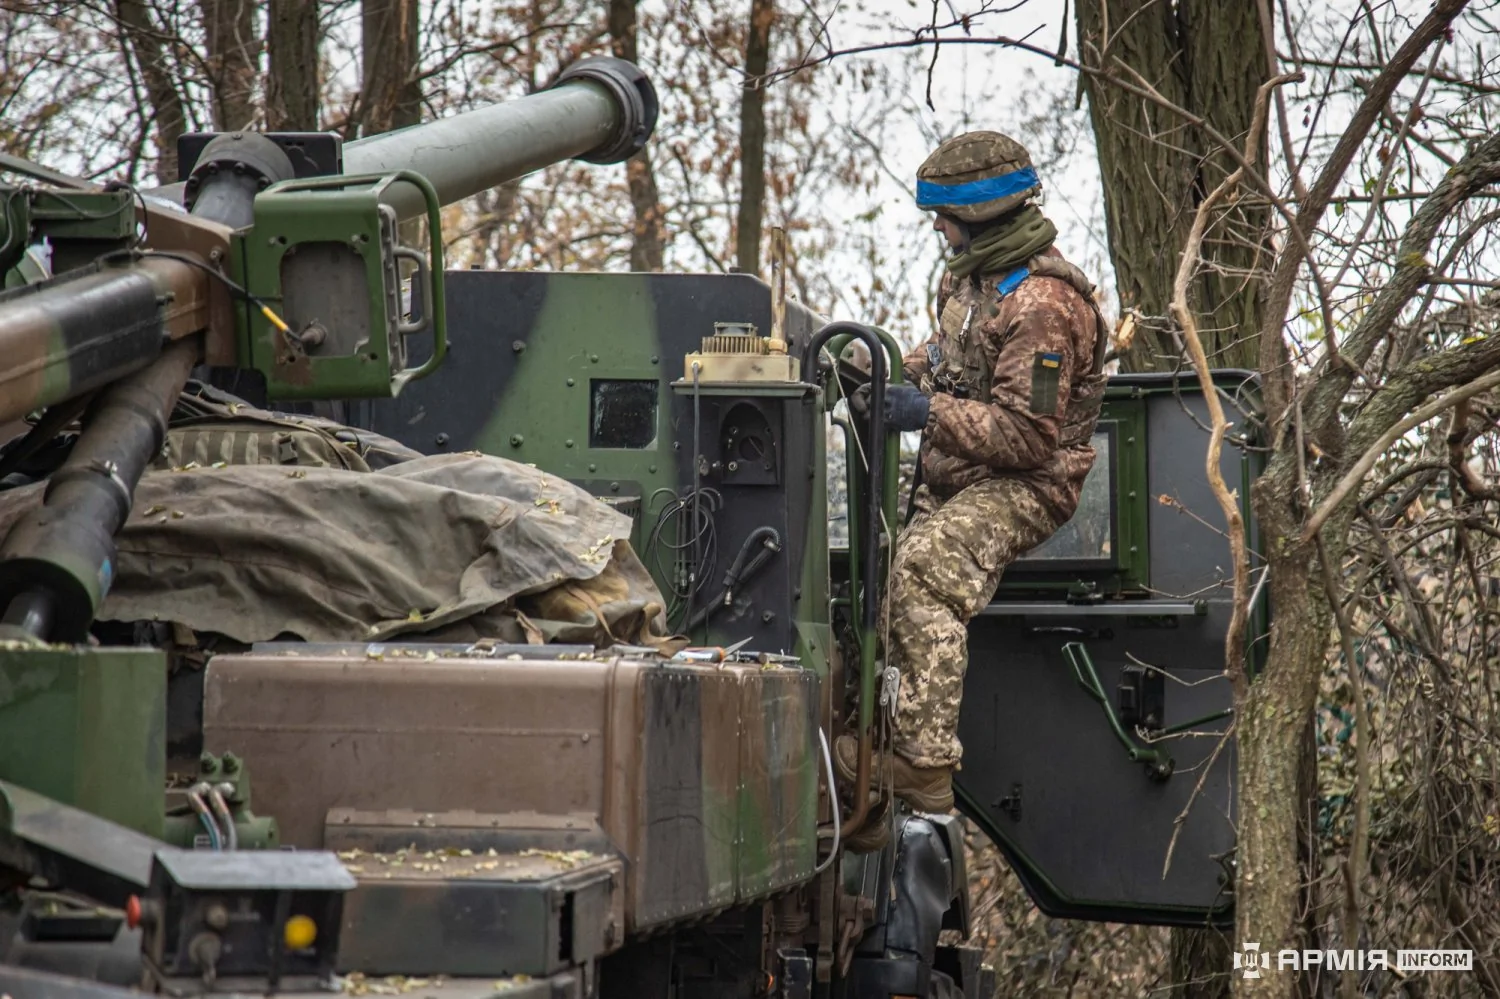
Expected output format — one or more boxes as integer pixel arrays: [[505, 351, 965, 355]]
[[1061, 641, 1174, 780], [384, 171, 446, 390]]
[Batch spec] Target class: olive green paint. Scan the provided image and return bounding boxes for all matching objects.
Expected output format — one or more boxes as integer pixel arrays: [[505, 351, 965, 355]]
[[38, 328, 76, 426], [792, 416, 833, 685], [726, 675, 820, 899], [479, 274, 674, 556], [1104, 394, 1151, 592], [0, 647, 165, 838], [0, 188, 135, 281], [992, 390, 1149, 596], [238, 171, 447, 400]]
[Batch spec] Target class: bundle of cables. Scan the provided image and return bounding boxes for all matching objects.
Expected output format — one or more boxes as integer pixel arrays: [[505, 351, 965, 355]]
[[644, 484, 722, 635], [182, 782, 239, 851]]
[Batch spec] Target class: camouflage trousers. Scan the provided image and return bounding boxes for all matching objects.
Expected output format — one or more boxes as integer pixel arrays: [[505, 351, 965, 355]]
[[885, 477, 1057, 769]]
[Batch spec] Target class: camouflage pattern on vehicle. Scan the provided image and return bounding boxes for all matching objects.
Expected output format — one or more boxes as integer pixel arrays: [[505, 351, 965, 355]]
[[0, 51, 1262, 999], [202, 647, 818, 969]]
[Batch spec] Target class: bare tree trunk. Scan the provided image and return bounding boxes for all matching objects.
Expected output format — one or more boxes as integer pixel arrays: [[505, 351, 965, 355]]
[[734, 0, 773, 275], [1074, 2, 1270, 994], [1074, 0, 1267, 371], [1240, 470, 1341, 997], [358, 0, 420, 246], [358, 0, 420, 136], [114, 0, 187, 182], [608, 0, 665, 271], [200, 0, 259, 130], [1178, 0, 1269, 370], [266, 0, 319, 130]]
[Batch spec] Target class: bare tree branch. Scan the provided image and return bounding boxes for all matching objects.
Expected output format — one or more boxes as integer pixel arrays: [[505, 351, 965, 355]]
[[1169, 72, 1298, 700], [1304, 361, 1500, 542]]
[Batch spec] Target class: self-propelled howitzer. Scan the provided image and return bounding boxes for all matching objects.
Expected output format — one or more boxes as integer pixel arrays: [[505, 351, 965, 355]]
[[0, 57, 656, 645], [0, 50, 1259, 999], [0, 59, 656, 996]]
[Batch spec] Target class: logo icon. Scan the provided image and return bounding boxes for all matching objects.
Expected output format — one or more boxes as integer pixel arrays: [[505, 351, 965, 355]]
[[1235, 942, 1272, 979]]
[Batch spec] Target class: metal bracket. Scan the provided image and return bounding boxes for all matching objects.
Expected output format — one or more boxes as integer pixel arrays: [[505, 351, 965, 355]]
[[1115, 663, 1234, 741], [1061, 642, 1174, 781], [240, 169, 447, 400], [1117, 665, 1165, 730], [878, 665, 900, 721], [993, 783, 1022, 822]]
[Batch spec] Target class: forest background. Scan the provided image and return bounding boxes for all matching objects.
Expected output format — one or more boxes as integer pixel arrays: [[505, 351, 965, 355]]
[[3, 0, 1498, 995]]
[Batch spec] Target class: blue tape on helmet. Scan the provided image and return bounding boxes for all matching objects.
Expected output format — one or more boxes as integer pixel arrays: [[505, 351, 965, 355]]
[[916, 166, 1040, 208]]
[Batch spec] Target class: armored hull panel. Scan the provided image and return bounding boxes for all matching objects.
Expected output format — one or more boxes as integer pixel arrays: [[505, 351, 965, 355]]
[[357, 271, 831, 661], [201, 646, 820, 942], [957, 373, 1259, 926], [0, 649, 165, 839]]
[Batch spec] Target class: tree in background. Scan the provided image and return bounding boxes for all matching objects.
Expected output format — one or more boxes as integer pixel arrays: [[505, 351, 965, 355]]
[[200, 0, 259, 129], [608, 0, 665, 271], [114, 0, 189, 179], [1076, 0, 1269, 373], [265, 0, 319, 130], [357, 0, 420, 135], [0, 0, 838, 293], [783, 2, 1500, 996], [1074, 1, 1267, 991], [1070, 2, 1498, 994], [734, 0, 773, 274], [6, 2, 1498, 995]]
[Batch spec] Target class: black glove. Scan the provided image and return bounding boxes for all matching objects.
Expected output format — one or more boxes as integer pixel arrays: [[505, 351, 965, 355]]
[[883, 383, 930, 432]]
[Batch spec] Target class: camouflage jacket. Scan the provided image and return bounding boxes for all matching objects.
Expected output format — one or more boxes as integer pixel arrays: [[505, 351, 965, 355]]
[[902, 247, 1107, 522]]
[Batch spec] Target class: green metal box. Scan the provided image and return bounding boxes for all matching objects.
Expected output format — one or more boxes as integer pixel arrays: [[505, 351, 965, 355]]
[[0, 647, 165, 838]]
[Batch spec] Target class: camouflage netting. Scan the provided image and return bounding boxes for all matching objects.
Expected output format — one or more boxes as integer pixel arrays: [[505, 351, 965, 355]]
[[945, 818, 1172, 996], [0, 394, 673, 650]]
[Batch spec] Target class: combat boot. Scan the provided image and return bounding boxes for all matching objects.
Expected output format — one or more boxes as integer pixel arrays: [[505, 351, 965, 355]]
[[833, 734, 954, 813], [842, 794, 891, 854]]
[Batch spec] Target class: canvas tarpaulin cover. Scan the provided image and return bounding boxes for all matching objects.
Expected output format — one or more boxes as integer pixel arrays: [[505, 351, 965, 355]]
[[0, 451, 671, 647]]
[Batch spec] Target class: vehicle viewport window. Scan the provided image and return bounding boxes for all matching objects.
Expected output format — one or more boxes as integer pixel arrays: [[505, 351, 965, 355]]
[[590, 379, 659, 449], [1019, 429, 1114, 564]]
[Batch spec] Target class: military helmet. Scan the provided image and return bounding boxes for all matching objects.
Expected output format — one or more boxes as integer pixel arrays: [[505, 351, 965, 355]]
[[916, 131, 1040, 223]]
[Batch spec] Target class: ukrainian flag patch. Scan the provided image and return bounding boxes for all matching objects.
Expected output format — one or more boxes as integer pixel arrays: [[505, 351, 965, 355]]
[[1030, 351, 1063, 414]]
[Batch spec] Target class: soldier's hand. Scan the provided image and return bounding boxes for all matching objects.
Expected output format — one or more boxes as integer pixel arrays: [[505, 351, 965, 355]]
[[883, 384, 930, 433], [849, 383, 872, 418]]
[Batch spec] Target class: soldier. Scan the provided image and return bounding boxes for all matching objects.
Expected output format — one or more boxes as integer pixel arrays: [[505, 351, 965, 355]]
[[839, 131, 1109, 836]]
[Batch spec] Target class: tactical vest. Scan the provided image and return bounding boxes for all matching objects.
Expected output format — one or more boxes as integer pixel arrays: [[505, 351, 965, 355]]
[[924, 256, 1108, 449]]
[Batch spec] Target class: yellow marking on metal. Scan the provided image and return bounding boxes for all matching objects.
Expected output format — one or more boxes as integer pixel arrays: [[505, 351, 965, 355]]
[[260, 304, 292, 334]]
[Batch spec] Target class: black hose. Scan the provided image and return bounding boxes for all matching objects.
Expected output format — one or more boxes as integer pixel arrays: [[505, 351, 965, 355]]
[[722, 526, 781, 595], [0, 338, 198, 640], [686, 363, 703, 638], [685, 526, 781, 632]]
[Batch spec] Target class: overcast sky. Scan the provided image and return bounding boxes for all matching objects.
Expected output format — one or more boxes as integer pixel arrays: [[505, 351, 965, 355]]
[[848, 0, 1102, 252], [798, 0, 1111, 329]]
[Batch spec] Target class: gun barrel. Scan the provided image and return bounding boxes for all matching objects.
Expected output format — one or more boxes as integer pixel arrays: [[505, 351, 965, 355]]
[[143, 58, 656, 221], [0, 257, 211, 427], [346, 58, 656, 221], [0, 338, 198, 641]]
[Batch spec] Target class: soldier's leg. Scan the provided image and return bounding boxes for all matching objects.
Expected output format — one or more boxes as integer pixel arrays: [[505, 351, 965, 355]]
[[888, 477, 1057, 770]]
